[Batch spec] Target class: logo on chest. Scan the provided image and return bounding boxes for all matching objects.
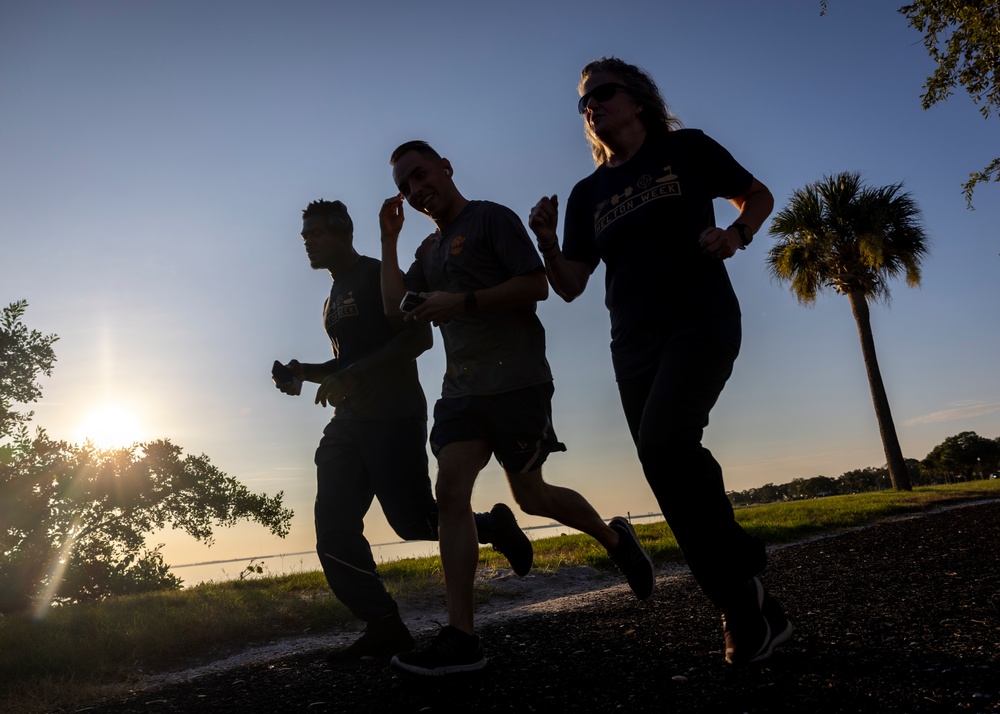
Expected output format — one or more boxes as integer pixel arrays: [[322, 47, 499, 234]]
[[449, 234, 467, 256], [593, 165, 681, 237], [326, 292, 359, 327]]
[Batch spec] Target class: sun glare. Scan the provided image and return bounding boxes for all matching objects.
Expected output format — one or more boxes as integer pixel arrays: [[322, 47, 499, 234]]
[[77, 404, 147, 450]]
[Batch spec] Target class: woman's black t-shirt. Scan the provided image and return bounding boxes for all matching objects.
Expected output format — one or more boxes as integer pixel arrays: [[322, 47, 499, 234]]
[[563, 129, 753, 380]]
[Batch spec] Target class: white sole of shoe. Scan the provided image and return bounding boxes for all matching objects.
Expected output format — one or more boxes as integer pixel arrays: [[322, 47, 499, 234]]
[[389, 655, 487, 676], [750, 619, 794, 662]]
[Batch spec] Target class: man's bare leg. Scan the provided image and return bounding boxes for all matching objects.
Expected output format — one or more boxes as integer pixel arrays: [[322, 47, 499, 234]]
[[435, 439, 492, 635], [507, 469, 619, 551]]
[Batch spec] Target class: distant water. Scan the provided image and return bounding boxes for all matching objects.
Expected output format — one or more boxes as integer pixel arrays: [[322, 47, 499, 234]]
[[173, 539, 442, 587], [172, 513, 664, 587]]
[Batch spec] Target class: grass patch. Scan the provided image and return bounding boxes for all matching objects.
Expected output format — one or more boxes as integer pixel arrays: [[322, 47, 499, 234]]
[[2, 480, 997, 713]]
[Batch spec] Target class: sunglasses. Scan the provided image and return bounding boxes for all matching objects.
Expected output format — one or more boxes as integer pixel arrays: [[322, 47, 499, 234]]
[[578, 82, 629, 114]]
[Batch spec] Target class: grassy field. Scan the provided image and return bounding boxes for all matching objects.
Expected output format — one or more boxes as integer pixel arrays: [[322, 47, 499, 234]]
[[3, 480, 999, 713]]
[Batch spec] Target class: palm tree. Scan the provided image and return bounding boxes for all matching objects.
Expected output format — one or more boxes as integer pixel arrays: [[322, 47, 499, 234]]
[[767, 172, 929, 491]]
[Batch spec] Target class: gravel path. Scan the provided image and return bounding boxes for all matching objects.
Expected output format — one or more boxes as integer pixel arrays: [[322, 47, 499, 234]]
[[86, 500, 1000, 713]]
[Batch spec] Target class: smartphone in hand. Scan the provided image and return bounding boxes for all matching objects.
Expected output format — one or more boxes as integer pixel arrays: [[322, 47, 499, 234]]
[[272, 360, 302, 395], [399, 291, 427, 313]]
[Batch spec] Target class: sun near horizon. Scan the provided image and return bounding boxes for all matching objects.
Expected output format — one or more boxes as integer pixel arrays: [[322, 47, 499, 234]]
[[75, 403, 148, 450]]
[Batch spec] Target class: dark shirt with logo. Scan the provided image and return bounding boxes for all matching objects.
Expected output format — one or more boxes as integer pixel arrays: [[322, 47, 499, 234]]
[[323, 255, 426, 420], [563, 129, 753, 381], [403, 200, 552, 398]]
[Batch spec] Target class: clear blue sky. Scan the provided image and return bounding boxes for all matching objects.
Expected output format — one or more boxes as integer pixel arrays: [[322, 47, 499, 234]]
[[3, 1, 998, 582]]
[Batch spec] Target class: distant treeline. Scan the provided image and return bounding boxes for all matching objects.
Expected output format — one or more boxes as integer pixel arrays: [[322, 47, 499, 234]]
[[728, 431, 1000, 506]]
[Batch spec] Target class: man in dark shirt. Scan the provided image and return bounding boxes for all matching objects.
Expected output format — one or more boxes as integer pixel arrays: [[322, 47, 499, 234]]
[[379, 142, 655, 676], [273, 199, 532, 661]]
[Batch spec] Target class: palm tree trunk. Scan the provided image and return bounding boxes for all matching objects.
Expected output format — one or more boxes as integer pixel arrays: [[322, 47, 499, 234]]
[[847, 291, 912, 491]]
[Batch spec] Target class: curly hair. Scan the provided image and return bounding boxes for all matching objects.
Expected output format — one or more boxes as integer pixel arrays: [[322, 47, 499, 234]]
[[579, 57, 682, 166], [302, 199, 353, 234]]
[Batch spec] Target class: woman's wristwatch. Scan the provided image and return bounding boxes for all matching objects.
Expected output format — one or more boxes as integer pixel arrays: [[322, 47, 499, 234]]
[[729, 222, 753, 249]]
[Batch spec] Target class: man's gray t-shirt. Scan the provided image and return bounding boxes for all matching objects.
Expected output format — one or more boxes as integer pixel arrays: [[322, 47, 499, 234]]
[[403, 200, 552, 398]]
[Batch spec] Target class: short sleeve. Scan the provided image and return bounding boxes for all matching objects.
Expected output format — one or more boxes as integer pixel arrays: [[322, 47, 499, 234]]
[[486, 203, 544, 277], [562, 179, 601, 271], [403, 239, 432, 292], [694, 131, 754, 200]]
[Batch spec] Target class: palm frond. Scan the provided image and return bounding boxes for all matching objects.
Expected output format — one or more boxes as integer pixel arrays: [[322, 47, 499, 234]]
[[767, 172, 928, 306]]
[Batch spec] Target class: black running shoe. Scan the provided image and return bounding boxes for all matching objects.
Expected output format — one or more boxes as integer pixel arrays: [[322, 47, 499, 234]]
[[489, 503, 533, 576], [327, 612, 415, 662], [390, 625, 487, 676], [722, 576, 794, 664], [608, 516, 655, 600], [759, 593, 794, 659]]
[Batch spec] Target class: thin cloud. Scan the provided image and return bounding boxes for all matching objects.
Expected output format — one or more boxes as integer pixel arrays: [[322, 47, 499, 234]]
[[905, 401, 1000, 426]]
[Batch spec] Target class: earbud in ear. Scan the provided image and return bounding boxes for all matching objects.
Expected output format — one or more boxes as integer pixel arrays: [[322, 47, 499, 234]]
[[445, 168, 452, 177]]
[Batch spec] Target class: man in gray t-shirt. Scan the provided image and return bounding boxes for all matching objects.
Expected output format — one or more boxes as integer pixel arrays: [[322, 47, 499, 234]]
[[402, 198, 551, 398], [379, 141, 655, 677]]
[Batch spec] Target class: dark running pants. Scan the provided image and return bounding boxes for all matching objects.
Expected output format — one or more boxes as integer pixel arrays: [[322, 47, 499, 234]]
[[314, 418, 494, 622], [617, 333, 766, 609]]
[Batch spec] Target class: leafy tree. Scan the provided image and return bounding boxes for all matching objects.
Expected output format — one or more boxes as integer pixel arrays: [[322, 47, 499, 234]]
[[921, 430, 1000, 482], [838, 466, 891, 493], [822, 1, 1000, 206], [903, 458, 929, 486], [899, 1, 1000, 206], [731, 433, 992, 505], [0, 302, 294, 615], [729, 482, 789, 506], [788, 475, 840, 499], [767, 172, 929, 492], [1, 300, 57, 441]]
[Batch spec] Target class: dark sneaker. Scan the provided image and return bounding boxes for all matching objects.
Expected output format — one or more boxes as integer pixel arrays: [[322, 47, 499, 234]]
[[390, 625, 487, 676], [761, 593, 794, 656], [608, 516, 655, 600], [489, 503, 533, 576], [722, 576, 794, 664], [327, 612, 415, 662]]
